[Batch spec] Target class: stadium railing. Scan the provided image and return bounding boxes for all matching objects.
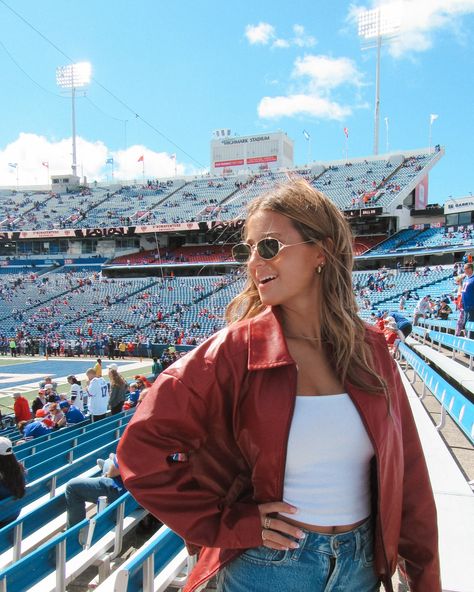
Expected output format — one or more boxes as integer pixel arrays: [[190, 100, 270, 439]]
[[398, 342, 474, 443], [95, 525, 188, 592], [0, 439, 119, 524], [0, 492, 146, 592], [20, 414, 133, 471], [397, 367, 474, 591], [14, 409, 133, 461]]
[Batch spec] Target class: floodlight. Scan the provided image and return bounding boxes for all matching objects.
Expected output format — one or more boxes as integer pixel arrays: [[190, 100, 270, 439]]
[[56, 62, 92, 89], [358, 4, 400, 155], [56, 62, 92, 177]]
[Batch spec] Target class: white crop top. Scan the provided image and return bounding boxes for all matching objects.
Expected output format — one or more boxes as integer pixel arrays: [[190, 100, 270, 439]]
[[281, 394, 374, 526]]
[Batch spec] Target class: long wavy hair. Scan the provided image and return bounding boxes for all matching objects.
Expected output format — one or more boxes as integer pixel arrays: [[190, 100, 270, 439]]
[[226, 178, 387, 397], [0, 454, 26, 499]]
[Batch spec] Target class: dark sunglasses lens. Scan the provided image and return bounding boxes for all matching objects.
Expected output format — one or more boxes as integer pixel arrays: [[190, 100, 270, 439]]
[[232, 243, 252, 262], [257, 238, 280, 259]]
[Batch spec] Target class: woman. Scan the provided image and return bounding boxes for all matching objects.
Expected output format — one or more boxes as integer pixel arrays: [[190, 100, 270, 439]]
[[0, 436, 26, 527], [67, 375, 85, 411], [108, 366, 128, 415], [117, 180, 440, 592]]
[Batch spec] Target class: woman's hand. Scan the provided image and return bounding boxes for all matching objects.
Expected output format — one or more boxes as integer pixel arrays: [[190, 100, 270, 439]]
[[258, 501, 305, 550]]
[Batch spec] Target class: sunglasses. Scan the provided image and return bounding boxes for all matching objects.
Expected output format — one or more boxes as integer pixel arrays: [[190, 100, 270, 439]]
[[232, 237, 314, 263]]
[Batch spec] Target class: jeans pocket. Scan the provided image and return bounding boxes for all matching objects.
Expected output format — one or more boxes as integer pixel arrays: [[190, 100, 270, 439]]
[[361, 538, 375, 568], [241, 545, 289, 566]]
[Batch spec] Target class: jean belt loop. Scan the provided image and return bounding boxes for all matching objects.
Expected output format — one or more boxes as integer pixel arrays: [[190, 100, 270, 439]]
[[353, 527, 362, 562]]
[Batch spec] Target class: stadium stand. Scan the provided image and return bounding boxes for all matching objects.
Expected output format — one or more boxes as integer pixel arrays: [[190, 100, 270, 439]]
[[0, 147, 472, 591]]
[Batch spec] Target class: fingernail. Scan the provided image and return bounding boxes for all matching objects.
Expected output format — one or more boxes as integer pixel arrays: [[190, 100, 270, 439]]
[[297, 530, 305, 539], [289, 507, 298, 514], [290, 542, 299, 549]]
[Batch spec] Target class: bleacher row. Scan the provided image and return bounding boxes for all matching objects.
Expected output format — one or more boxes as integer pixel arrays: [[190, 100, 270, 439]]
[[0, 151, 438, 233], [0, 332, 472, 590]]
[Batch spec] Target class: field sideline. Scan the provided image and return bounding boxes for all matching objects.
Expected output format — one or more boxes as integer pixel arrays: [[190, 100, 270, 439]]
[[0, 356, 152, 416]]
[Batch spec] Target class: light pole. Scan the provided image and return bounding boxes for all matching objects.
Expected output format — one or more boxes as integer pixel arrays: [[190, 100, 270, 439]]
[[56, 62, 92, 177], [429, 114, 438, 153], [358, 4, 400, 156]]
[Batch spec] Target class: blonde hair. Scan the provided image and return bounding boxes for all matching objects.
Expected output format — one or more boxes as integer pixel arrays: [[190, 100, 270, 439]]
[[226, 178, 387, 397]]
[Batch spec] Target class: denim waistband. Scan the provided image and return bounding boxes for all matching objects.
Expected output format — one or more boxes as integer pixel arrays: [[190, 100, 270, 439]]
[[291, 517, 373, 560]]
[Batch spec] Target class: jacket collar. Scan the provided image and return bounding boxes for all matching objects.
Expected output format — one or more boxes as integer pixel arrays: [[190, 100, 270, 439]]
[[248, 307, 295, 370]]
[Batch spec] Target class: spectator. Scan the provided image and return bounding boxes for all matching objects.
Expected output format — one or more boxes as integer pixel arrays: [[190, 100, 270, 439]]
[[107, 364, 128, 415], [86, 368, 109, 422], [461, 263, 474, 337], [123, 382, 140, 410], [388, 311, 412, 341], [151, 357, 162, 380], [436, 301, 452, 320], [20, 419, 54, 439], [0, 437, 26, 527], [134, 374, 152, 388], [31, 389, 47, 416], [413, 295, 431, 326], [13, 393, 31, 424], [94, 358, 103, 378], [39, 376, 58, 390], [48, 402, 65, 428], [65, 453, 125, 527], [67, 375, 85, 411], [58, 401, 86, 426]]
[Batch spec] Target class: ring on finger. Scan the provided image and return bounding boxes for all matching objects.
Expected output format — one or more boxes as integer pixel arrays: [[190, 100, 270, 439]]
[[263, 516, 272, 530]]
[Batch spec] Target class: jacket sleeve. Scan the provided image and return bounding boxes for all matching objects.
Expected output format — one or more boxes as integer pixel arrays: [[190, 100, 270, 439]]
[[391, 361, 441, 591], [117, 370, 263, 550]]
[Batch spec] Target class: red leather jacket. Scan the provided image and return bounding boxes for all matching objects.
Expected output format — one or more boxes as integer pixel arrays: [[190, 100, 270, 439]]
[[118, 307, 440, 592]]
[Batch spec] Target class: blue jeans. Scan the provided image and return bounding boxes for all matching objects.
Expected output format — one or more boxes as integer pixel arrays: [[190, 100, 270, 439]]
[[217, 518, 379, 592], [65, 460, 122, 527]]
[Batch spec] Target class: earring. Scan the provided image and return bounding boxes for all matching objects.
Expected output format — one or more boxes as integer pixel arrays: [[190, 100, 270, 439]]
[[317, 265, 323, 274]]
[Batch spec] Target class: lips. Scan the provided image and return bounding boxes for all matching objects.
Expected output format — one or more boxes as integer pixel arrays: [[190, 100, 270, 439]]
[[258, 275, 277, 285]]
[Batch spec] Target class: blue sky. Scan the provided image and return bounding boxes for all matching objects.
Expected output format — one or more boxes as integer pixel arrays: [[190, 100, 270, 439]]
[[0, 0, 473, 203]]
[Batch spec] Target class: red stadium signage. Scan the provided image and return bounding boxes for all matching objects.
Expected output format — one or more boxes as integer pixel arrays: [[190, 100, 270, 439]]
[[246, 155, 278, 164], [214, 159, 245, 168]]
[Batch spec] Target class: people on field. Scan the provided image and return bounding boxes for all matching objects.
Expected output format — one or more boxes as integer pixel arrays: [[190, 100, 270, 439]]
[[107, 364, 128, 415], [67, 375, 85, 411], [13, 393, 31, 424], [118, 179, 440, 592], [85, 368, 109, 422]]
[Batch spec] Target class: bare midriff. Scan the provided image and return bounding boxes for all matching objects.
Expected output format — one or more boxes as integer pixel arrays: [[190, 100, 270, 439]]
[[282, 514, 369, 534]]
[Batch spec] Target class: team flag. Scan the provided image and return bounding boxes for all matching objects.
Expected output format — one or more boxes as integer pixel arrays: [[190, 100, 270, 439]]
[[343, 127, 349, 138], [8, 162, 17, 168], [302, 130, 310, 141], [430, 114, 439, 124], [137, 155, 144, 163], [106, 157, 114, 165], [42, 161, 49, 168]]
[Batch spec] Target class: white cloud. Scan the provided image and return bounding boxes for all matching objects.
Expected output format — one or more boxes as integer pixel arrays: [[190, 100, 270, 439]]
[[292, 24, 317, 47], [245, 22, 317, 48], [0, 133, 183, 186], [273, 38, 290, 49], [348, 0, 474, 57], [258, 94, 351, 120], [258, 54, 363, 121], [293, 55, 362, 89], [245, 22, 275, 45]]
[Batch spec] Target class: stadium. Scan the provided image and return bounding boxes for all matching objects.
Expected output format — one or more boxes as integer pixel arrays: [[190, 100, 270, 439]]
[[0, 2, 473, 592]]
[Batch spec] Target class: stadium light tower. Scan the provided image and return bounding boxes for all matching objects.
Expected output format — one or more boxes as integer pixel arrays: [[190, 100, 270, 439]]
[[56, 62, 92, 177], [358, 4, 400, 155]]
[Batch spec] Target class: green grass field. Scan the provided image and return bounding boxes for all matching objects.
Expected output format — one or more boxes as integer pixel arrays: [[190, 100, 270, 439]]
[[0, 362, 152, 417]]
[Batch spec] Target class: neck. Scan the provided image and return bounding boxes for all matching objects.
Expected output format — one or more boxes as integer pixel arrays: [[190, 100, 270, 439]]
[[279, 306, 321, 341]]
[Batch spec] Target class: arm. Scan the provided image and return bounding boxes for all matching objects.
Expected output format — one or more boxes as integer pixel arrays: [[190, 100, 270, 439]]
[[117, 370, 262, 550]]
